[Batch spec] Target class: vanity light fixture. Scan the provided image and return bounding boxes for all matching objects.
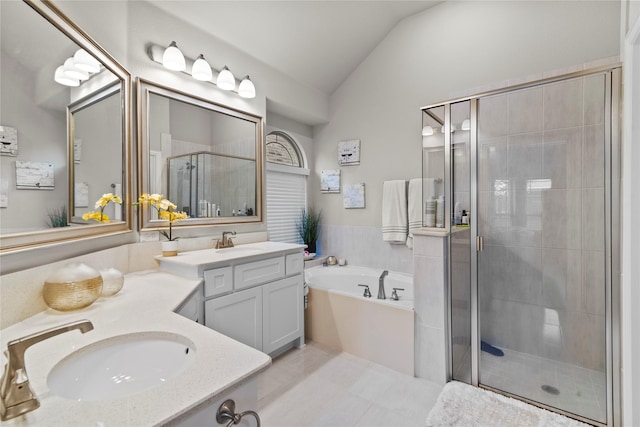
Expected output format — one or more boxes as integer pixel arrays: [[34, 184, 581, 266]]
[[73, 49, 100, 73], [146, 43, 257, 99], [422, 126, 434, 136], [54, 50, 102, 87], [192, 54, 213, 81], [238, 76, 256, 98], [162, 41, 186, 71], [461, 119, 470, 131], [63, 57, 89, 80], [217, 66, 236, 91], [54, 65, 80, 87]]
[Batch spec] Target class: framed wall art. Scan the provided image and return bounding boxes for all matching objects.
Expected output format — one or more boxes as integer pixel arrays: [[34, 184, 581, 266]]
[[338, 139, 360, 166], [343, 183, 365, 208], [15, 161, 54, 190], [321, 169, 340, 193]]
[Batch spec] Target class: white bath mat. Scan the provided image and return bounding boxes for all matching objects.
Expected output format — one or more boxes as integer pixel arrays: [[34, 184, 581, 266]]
[[425, 381, 590, 427]]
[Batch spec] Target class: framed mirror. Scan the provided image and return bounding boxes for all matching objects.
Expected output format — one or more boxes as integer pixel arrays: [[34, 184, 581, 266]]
[[137, 79, 263, 232], [0, 0, 132, 252]]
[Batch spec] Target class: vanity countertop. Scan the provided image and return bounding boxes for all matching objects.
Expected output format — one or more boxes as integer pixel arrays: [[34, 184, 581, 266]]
[[0, 270, 271, 426], [158, 241, 306, 278]]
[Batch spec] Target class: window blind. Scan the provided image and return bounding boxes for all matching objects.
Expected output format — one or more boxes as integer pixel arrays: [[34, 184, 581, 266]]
[[266, 169, 307, 243]]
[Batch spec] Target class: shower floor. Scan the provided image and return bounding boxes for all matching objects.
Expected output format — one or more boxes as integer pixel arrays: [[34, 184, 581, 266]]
[[480, 348, 607, 423]]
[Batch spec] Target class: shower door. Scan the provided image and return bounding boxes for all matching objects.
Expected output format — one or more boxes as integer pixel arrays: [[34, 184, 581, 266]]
[[475, 70, 617, 425]]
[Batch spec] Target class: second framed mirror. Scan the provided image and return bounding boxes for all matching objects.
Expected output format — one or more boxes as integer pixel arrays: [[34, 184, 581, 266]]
[[137, 79, 263, 232]]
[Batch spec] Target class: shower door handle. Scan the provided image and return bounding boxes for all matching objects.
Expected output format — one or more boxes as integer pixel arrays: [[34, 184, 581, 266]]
[[476, 235, 484, 252]]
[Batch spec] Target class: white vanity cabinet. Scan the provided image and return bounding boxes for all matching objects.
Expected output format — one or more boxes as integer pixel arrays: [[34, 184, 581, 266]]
[[158, 242, 306, 356], [204, 253, 304, 354]]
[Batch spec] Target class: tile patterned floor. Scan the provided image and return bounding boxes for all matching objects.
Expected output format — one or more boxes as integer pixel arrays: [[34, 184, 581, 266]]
[[481, 348, 607, 423], [257, 341, 443, 427]]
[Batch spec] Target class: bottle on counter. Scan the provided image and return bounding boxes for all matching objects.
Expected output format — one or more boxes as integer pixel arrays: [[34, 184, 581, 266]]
[[462, 210, 469, 225], [436, 195, 445, 228], [425, 197, 436, 227]]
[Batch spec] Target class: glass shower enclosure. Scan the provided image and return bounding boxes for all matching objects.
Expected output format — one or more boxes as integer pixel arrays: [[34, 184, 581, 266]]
[[167, 151, 256, 218], [422, 66, 621, 426]]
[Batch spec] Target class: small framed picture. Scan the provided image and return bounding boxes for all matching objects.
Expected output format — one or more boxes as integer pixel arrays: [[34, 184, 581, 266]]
[[15, 161, 54, 190], [321, 169, 340, 193], [343, 183, 365, 209], [0, 126, 18, 156], [74, 138, 82, 164], [338, 139, 360, 166]]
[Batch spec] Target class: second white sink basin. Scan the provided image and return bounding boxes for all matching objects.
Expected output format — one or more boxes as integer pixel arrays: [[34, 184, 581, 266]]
[[47, 332, 195, 401], [214, 245, 264, 255]]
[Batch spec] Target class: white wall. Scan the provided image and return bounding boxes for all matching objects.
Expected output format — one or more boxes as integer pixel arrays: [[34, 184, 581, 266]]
[[313, 0, 620, 228], [311, 1, 620, 271], [0, 55, 67, 232]]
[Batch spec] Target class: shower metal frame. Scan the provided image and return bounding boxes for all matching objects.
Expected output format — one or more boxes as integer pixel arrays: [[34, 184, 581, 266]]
[[422, 64, 622, 427]]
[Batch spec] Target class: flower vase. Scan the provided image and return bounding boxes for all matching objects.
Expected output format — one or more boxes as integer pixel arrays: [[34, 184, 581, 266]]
[[162, 240, 179, 257]]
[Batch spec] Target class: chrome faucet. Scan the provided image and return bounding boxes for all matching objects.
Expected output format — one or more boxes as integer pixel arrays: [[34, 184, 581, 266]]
[[1, 319, 94, 421], [216, 231, 236, 249], [378, 270, 389, 299]]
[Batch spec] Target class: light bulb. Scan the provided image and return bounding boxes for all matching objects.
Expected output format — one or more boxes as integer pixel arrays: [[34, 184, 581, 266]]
[[216, 66, 235, 91], [162, 41, 185, 71], [422, 126, 434, 136], [73, 49, 100, 73], [238, 76, 256, 98], [63, 57, 89, 80], [54, 65, 80, 87], [191, 54, 212, 81]]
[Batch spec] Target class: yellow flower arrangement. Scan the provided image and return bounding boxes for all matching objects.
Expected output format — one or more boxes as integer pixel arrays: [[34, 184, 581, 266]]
[[135, 193, 188, 241], [82, 193, 122, 223]]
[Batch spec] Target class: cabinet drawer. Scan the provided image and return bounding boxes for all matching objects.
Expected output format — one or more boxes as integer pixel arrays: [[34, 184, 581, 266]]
[[234, 257, 285, 291], [204, 266, 233, 298], [285, 252, 304, 276]]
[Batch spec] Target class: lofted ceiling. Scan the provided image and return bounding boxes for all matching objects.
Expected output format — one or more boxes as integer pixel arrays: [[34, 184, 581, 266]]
[[147, 1, 442, 95]]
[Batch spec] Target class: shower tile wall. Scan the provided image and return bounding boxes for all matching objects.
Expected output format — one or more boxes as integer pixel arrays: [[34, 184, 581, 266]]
[[478, 75, 606, 371], [318, 225, 413, 274]]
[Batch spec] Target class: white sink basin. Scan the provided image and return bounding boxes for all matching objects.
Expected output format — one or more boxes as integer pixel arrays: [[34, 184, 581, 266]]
[[47, 332, 195, 401], [215, 245, 264, 255]]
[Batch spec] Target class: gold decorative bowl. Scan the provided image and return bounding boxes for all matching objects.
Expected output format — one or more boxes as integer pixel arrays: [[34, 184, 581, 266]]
[[43, 263, 103, 311]]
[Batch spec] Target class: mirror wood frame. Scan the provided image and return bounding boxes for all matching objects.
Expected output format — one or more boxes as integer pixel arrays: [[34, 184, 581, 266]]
[[136, 78, 264, 233], [0, 0, 132, 253]]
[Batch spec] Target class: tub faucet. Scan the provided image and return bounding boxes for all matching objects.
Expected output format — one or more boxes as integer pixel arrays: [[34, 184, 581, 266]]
[[378, 270, 389, 299], [1, 319, 94, 421]]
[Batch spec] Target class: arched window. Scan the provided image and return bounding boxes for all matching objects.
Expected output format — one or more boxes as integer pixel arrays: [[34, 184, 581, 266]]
[[265, 131, 309, 243], [266, 131, 304, 167]]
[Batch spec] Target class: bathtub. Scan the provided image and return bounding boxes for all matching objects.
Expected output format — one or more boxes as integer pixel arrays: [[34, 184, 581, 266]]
[[304, 265, 414, 375]]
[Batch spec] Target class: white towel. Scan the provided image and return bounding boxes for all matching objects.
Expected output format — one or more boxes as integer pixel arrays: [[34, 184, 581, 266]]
[[406, 178, 425, 248], [382, 180, 408, 244]]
